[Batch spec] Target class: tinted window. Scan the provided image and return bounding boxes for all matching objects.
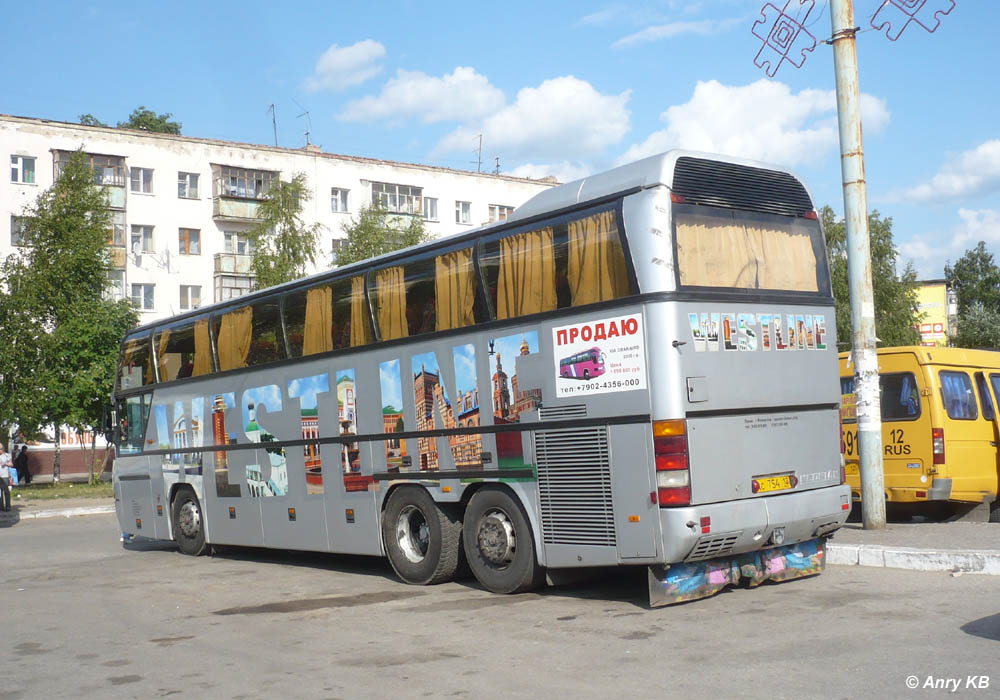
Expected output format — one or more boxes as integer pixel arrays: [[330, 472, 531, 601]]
[[118, 394, 150, 455], [284, 274, 372, 356], [940, 371, 978, 420], [119, 335, 154, 390], [480, 205, 629, 320], [213, 300, 286, 371], [839, 373, 921, 422], [975, 372, 995, 421], [154, 317, 213, 382]]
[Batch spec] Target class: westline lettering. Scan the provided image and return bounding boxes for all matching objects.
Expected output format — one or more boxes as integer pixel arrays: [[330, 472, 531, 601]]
[[688, 311, 828, 353]]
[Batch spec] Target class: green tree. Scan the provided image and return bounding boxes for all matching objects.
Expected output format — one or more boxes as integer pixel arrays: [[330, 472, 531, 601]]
[[821, 206, 921, 350], [0, 150, 138, 478], [335, 202, 430, 267], [945, 242, 1000, 349], [78, 113, 108, 127], [117, 105, 181, 134], [246, 173, 324, 289]]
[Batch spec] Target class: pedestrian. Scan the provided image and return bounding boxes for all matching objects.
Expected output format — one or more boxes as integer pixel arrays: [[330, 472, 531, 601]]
[[14, 445, 30, 485], [0, 445, 11, 512]]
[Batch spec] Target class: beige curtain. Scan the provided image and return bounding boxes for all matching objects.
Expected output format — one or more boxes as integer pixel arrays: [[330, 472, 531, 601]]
[[496, 227, 556, 320], [303, 286, 333, 356], [375, 266, 408, 340], [349, 275, 373, 347], [568, 211, 629, 306], [217, 306, 252, 371], [193, 320, 212, 376], [677, 216, 818, 292], [156, 329, 171, 381], [435, 248, 476, 331]]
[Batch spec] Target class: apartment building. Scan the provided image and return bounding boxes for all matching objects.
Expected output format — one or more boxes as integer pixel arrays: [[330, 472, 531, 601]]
[[2, 114, 555, 325]]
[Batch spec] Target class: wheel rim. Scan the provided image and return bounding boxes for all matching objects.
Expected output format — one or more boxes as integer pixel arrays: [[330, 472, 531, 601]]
[[396, 505, 430, 563], [477, 508, 516, 568], [178, 499, 201, 538]]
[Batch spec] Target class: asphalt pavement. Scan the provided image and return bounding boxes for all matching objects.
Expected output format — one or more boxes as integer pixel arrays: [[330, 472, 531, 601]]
[[2, 495, 997, 575]]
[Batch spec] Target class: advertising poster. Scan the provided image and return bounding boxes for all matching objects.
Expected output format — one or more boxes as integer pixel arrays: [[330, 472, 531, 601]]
[[552, 313, 647, 398]]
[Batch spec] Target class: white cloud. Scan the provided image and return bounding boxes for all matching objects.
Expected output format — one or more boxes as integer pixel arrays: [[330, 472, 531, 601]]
[[433, 76, 631, 163], [897, 140, 1000, 203], [304, 40, 386, 92], [612, 18, 742, 48], [618, 79, 890, 168], [898, 208, 1000, 278], [338, 67, 504, 124], [508, 161, 591, 183]]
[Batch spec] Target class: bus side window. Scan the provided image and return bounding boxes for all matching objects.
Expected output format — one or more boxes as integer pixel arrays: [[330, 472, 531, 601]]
[[118, 394, 150, 454], [285, 275, 374, 357], [119, 335, 154, 390], [213, 300, 286, 371], [974, 372, 995, 421], [155, 318, 213, 382], [940, 371, 978, 420]]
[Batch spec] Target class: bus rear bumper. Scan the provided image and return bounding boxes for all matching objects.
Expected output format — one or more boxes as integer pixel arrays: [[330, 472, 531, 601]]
[[656, 483, 851, 564]]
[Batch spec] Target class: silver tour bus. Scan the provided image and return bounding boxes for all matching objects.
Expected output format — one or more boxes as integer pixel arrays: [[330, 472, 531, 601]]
[[112, 151, 850, 607]]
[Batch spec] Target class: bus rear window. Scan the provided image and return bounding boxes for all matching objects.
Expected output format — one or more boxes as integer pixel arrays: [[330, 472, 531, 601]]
[[119, 335, 153, 390], [154, 318, 213, 382], [674, 206, 826, 293], [840, 372, 921, 422]]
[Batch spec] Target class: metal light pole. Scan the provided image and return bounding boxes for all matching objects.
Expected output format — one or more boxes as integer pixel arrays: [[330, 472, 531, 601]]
[[829, 0, 885, 529]]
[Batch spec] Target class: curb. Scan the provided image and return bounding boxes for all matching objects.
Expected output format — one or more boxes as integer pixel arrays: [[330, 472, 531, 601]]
[[0, 505, 115, 521], [827, 543, 1000, 575]]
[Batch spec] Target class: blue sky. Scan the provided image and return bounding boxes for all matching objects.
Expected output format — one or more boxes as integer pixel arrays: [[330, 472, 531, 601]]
[[3, 1, 996, 278]]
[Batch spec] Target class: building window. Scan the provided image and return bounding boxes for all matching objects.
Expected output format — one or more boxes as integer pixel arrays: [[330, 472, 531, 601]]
[[107, 270, 126, 301], [131, 283, 154, 311], [216, 166, 276, 200], [179, 228, 201, 255], [423, 197, 438, 221], [372, 182, 422, 215], [455, 200, 471, 225], [56, 152, 125, 186], [131, 225, 154, 254], [130, 167, 153, 194], [10, 155, 35, 184], [489, 204, 514, 223], [178, 172, 199, 199], [110, 211, 126, 247], [10, 216, 27, 246], [179, 285, 201, 310], [224, 231, 251, 255], [331, 188, 349, 213]]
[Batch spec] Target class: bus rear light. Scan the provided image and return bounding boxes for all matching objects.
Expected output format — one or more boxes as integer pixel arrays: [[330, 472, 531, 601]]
[[656, 453, 689, 471], [670, 192, 685, 204], [932, 428, 945, 464], [700, 516, 711, 534], [916, 491, 927, 498], [657, 486, 691, 507], [802, 210, 818, 220]]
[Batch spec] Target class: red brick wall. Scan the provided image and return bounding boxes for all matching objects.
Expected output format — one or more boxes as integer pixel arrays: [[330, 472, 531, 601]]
[[16, 449, 114, 481]]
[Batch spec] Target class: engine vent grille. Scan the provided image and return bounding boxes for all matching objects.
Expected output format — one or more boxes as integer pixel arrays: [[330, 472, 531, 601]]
[[535, 425, 615, 547], [672, 156, 813, 217], [685, 532, 741, 562], [539, 404, 587, 420]]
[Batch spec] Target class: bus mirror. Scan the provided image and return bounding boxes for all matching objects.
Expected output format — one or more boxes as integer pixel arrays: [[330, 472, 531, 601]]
[[102, 406, 116, 444]]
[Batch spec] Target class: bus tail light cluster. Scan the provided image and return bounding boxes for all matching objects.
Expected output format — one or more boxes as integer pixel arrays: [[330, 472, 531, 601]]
[[932, 428, 945, 465], [654, 420, 690, 507]]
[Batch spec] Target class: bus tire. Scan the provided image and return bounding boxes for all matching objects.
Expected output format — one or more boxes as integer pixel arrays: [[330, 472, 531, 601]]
[[172, 488, 206, 556], [382, 486, 462, 585], [989, 499, 1000, 524], [463, 486, 543, 594], [583, 369, 590, 380]]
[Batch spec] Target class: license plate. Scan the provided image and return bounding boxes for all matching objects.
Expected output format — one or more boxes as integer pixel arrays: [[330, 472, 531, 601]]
[[752, 475, 793, 493], [845, 463, 859, 475]]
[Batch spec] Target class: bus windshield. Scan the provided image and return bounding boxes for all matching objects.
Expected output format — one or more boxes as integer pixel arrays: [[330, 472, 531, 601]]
[[674, 205, 829, 294]]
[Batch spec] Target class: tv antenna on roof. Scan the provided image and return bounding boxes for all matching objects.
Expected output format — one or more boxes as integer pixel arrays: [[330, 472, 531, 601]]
[[293, 99, 312, 147], [266, 104, 278, 147]]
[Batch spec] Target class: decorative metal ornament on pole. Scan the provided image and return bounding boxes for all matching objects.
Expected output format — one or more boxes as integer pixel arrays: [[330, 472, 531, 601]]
[[829, 0, 886, 529]]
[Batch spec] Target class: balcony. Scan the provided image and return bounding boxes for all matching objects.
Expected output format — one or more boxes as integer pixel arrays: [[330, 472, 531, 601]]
[[212, 196, 264, 221], [214, 253, 252, 275]]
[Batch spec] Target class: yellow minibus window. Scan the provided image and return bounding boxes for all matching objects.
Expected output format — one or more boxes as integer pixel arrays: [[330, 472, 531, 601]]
[[940, 371, 978, 420], [974, 372, 995, 421]]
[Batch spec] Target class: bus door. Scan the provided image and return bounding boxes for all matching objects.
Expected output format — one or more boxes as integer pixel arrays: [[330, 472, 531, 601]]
[[877, 372, 929, 502], [115, 393, 162, 538], [976, 372, 1000, 504]]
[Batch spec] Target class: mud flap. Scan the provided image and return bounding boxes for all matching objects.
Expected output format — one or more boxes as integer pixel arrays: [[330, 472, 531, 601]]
[[647, 538, 826, 607]]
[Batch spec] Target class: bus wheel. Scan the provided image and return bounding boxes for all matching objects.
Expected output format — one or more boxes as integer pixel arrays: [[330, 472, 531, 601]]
[[989, 499, 1000, 524], [463, 486, 544, 594], [583, 369, 590, 380], [172, 489, 206, 556], [382, 486, 462, 585]]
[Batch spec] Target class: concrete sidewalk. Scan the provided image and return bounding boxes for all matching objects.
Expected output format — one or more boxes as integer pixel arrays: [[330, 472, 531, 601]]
[[2, 496, 997, 575]]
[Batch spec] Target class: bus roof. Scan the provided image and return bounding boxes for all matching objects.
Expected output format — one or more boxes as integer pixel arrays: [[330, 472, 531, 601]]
[[839, 345, 1000, 370]]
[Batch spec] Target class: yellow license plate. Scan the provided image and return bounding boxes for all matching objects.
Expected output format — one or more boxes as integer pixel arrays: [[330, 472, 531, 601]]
[[845, 463, 859, 475], [753, 475, 793, 493]]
